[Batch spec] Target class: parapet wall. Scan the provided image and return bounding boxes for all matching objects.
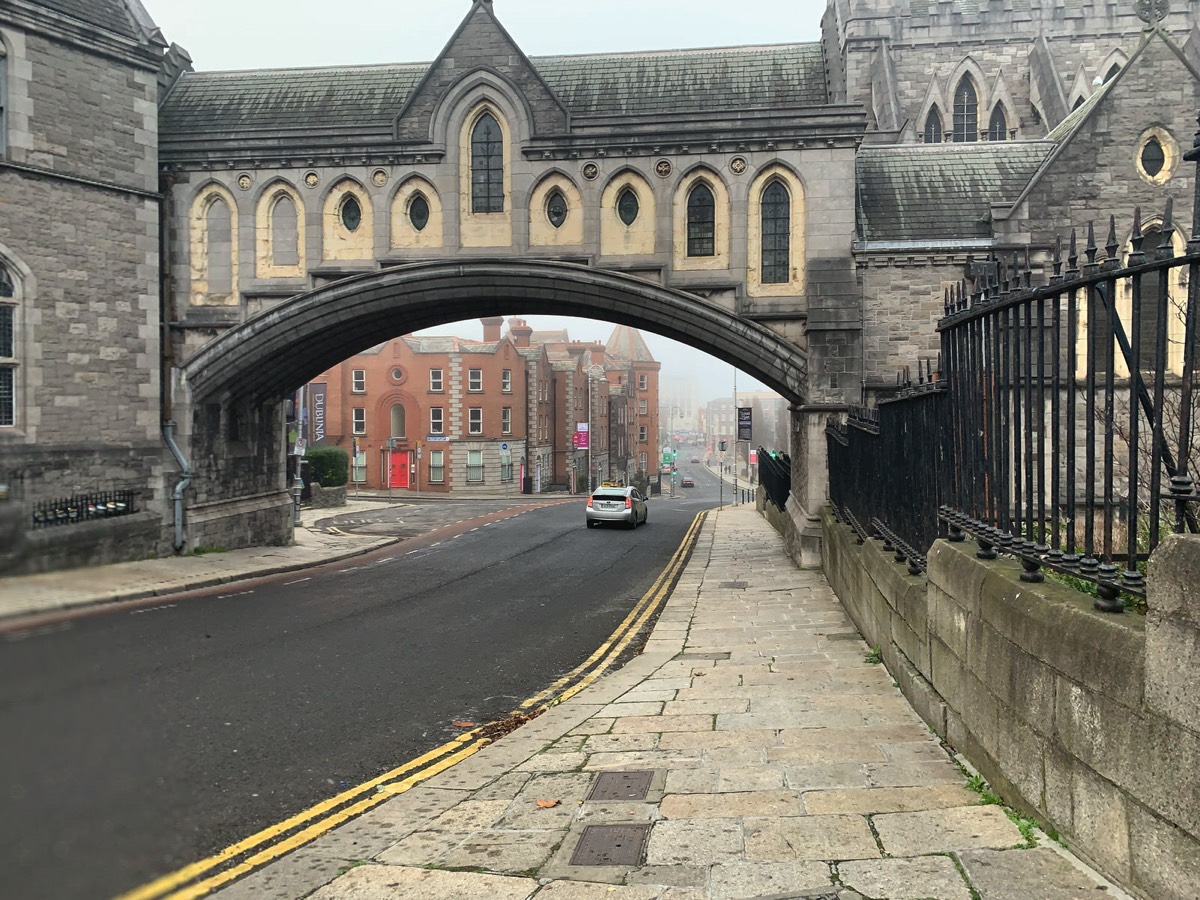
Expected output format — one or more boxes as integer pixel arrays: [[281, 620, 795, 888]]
[[822, 509, 1200, 900]]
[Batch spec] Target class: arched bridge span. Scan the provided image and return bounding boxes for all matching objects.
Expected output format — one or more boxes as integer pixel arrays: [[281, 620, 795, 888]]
[[181, 259, 808, 405]]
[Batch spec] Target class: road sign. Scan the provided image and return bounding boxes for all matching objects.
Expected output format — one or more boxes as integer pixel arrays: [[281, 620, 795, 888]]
[[500, 442, 510, 451]]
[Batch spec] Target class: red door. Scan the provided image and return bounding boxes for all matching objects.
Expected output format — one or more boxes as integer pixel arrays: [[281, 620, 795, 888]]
[[389, 451, 410, 489]]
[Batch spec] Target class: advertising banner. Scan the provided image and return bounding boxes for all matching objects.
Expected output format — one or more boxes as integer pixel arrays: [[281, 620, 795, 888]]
[[737, 407, 753, 442], [310, 383, 327, 445]]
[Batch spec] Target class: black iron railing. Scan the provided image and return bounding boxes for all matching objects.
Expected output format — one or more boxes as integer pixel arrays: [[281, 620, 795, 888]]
[[31, 490, 139, 529], [829, 200, 1200, 607], [758, 448, 791, 511]]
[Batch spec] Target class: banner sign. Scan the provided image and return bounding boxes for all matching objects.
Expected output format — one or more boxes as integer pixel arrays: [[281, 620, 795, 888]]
[[310, 383, 327, 445], [737, 407, 753, 442]]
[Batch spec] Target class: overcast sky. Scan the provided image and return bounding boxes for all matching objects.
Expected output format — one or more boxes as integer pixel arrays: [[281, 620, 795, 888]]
[[144, 0, 827, 401]]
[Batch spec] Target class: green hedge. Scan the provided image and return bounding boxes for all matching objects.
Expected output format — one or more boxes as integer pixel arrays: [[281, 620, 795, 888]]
[[307, 446, 349, 487]]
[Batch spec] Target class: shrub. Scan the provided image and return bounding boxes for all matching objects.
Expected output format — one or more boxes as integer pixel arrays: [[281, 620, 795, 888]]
[[307, 446, 349, 487]]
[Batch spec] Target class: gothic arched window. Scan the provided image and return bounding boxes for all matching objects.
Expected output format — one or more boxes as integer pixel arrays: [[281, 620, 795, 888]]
[[761, 181, 790, 284], [270, 194, 299, 266], [471, 112, 504, 213], [686, 183, 715, 257], [546, 189, 568, 228], [409, 193, 430, 232], [0, 265, 16, 427], [1104, 63, 1121, 83], [206, 197, 233, 295], [987, 106, 1008, 142], [924, 108, 943, 144], [953, 77, 978, 142]]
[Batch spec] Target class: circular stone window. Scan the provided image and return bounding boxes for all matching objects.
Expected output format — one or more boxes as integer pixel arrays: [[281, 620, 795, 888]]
[[391, 367, 405, 383], [617, 188, 639, 226], [340, 195, 363, 232], [409, 194, 430, 232], [1136, 127, 1178, 185]]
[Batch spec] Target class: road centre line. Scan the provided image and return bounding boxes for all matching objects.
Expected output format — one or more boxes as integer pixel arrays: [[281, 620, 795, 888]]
[[118, 511, 706, 900]]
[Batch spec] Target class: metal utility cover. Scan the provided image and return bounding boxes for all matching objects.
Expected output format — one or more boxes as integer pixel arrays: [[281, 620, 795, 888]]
[[570, 824, 649, 866], [719, 580, 748, 589], [588, 771, 654, 801]]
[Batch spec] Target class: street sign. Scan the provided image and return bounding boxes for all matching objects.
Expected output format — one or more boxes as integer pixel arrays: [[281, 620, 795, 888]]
[[293, 438, 307, 456], [500, 442, 510, 451]]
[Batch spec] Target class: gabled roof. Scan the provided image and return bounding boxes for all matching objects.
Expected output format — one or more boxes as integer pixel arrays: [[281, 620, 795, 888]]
[[36, 0, 143, 40], [605, 325, 658, 363], [856, 142, 1053, 243], [158, 43, 826, 137]]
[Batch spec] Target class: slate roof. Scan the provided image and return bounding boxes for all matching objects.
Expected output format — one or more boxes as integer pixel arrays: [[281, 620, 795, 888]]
[[605, 325, 657, 363], [37, 0, 141, 40], [856, 143, 1054, 243], [159, 44, 825, 136]]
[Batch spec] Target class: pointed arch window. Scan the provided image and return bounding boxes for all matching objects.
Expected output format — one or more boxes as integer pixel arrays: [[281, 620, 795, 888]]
[[686, 183, 716, 257], [0, 48, 7, 158], [987, 106, 1008, 142], [409, 194, 430, 231], [0, 265, 16, 427], [206, 197, 233, 295], [546, 189, 568, 228], [270, 194, 299, 266], [1072, 96, 1085, 111], [953, 77, 978, 142], [617, 188, 639, 226], [471, 112, 504, 213], [923, 108, 943, 144], [761, 181, 790, 284], [1104, 63, 1121, 83]]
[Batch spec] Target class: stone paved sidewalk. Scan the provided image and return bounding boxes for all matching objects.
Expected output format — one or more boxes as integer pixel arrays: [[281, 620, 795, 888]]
[[212, 505, 1128, 900]]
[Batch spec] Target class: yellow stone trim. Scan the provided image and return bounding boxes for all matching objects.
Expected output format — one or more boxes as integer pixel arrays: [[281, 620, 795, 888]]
[[322, 179, 374, 261], [254, 181, 306, 279], [391, 176, 444, 250], [189, 183, 240, 307], [747, 164, 806, 297], [672, 167, 731, 272], [529, 173, 584, 247], [600, 170, 656, 257], [459, 103, 512, 248]]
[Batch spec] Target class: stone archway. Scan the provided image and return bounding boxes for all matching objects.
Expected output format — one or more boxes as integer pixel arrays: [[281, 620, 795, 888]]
[[173, 258, 811, 554]]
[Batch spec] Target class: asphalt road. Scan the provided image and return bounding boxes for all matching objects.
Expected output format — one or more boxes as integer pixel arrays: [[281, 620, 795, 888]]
[[0, 477, 721, 900]]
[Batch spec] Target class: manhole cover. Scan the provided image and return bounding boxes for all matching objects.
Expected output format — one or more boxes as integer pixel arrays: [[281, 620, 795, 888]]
[[588, 771, 654, 801], [719, 580, 748, 589], [676, 651, 731, 661], [570, 824, 649, 866]]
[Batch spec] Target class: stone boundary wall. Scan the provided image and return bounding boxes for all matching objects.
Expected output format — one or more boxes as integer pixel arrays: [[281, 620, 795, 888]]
[[821, 509, 1200, 900], [5, 511, 163, 576]]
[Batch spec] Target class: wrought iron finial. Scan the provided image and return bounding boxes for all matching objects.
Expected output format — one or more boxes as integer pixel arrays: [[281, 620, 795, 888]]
[[943, 287, 951, 317], [1160, 197, 1176, 259], [1130, 206, 1145, 263], [1103, 216, 1119, 270], [1052, 235, 1063, 279], [1085, 221, 1098, 267], [1024, 246, 1033, 288], [1068, 229, 1079, 274]]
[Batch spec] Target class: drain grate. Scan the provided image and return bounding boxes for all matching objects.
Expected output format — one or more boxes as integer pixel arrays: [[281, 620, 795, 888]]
[[570, 824, 650, 866], [588, 771, 654, 801], [719, 580, 748, 589], [676, 651, 731, 661], [824, 632, 862, 641]]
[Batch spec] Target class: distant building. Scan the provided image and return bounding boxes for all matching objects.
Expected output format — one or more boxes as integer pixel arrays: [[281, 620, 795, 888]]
[[304, 319, 659, 495]]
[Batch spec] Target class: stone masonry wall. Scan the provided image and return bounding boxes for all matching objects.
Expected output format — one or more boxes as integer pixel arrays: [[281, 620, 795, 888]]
[[822, 511, 1200, 900]]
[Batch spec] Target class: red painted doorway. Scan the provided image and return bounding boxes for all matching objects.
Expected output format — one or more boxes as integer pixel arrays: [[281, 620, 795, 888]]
[[389, 450, 411, 489]]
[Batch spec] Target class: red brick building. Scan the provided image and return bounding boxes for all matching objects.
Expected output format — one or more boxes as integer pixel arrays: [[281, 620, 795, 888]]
[[305, 319, 659, 496]]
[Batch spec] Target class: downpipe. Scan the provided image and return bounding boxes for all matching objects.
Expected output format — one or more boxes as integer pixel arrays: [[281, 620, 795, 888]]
[[163, 421, 192, 553]]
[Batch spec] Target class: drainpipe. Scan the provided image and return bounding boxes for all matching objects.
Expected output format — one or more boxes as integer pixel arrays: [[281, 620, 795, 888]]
[[163, 420, 191, 552]]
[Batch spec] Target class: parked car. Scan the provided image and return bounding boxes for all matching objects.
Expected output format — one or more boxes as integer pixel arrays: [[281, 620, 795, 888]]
[[585, 485, 648, 529], [681, 477, 695, 488], [690, 456, 700, 464]]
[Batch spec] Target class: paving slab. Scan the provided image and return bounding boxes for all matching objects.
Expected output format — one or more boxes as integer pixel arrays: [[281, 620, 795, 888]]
[[802, 784, 979, 815], [645, 818, 744, 865], [874, 806, 1025, 856], [838, 855, 974, 900], [708, 860, 834, 900], [744, 814, 881, 861], [957, 847, 1130, 899], [305, 864, 538, 899]]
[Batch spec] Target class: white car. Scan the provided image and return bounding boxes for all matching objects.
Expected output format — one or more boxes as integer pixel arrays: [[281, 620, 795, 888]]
[[585, 486, 648, 529]]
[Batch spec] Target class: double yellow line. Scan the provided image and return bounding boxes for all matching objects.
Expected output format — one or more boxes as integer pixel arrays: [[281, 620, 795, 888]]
[[117, 511, 706, 900]]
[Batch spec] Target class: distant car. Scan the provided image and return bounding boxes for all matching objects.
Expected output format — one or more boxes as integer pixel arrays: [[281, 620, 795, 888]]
[[681, 477, 696, 488], [586, 486, 648, 529], [690, 456, 700, 464]]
